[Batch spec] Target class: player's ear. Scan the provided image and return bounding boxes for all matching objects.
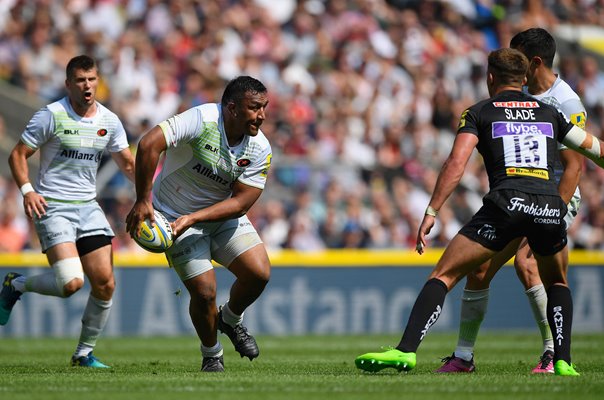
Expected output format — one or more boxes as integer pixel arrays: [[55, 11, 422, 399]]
[[227, 101, 237, 117], [531, 56, 542, 68], [487, 71, 494, 86], [486, 71, 495, 95]]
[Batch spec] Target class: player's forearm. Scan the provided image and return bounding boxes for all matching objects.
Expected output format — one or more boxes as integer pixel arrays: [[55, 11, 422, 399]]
[[134, 154, 157, 203], [134, 127, 166, 202], [134, 148, 160, 203], [190, 183, 262, 224], [429, 158, 465, 211], [562, 125, 604, 168], [112, 149, 136, 183], [558, 175, 579, 204], [190, 197, 250, 224], [557, 154, 582, 204], [8, 149, 32, 189]]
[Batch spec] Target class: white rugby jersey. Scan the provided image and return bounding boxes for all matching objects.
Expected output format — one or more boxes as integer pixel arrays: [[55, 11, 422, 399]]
[[527, 77, 587, 133], [21, 97, 129, 201], [153, 103, 272, 217], [525, 77, 587, 195]]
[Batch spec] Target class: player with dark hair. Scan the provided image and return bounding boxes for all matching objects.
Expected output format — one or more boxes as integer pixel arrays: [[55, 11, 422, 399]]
[[437, 28, 587, 374], [3, 54, 135, 368], [126, 76, 272, 372], [355, 47, 604, 376]]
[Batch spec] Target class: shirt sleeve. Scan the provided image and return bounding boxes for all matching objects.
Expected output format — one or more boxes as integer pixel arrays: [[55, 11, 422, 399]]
[[456, 106, 479, 136], [556, 109, 575, 143], [558, 98, 587, 151], [20, 107, 55, 149], [107, 116, 129, 152], [158, 107, 202, 148], [238, 144, 272, 190], [559, 98, 587, 129]]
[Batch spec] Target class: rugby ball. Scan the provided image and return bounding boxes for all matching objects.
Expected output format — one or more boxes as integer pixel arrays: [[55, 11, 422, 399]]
[[133, 210, 174, 253]]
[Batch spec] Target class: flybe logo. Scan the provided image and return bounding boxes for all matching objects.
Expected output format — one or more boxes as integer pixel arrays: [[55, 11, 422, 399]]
[[492, 121, 554, 138]]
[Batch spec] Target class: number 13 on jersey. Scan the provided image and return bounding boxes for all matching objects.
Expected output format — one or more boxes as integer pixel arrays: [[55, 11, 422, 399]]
[[493, 121, 552, 172]]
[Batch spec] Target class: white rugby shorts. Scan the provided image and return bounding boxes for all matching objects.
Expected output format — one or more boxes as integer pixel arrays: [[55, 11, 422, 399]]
[[165, 214, 263, 281]]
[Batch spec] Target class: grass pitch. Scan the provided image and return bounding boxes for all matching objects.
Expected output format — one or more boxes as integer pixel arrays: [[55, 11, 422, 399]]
[[0, 333, 602, 400]]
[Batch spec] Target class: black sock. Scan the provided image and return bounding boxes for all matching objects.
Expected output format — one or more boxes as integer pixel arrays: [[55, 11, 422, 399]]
[[547, 285, 573, 364], [396, 278, 448, 353]]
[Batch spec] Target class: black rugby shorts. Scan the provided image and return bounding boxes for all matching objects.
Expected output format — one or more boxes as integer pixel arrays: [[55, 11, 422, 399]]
[[459, 189, 567, 256]]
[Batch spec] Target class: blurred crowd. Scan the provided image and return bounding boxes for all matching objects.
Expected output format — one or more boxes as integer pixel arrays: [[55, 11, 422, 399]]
[[1, 0, 604, 254]]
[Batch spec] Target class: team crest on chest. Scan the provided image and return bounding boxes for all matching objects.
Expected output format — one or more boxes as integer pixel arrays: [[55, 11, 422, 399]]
[[217, 157, 231, 173]]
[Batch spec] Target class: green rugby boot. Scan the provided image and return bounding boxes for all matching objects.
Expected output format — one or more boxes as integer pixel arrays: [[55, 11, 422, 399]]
[[554, 360, 580, 376], [355, 348, 416, 373]]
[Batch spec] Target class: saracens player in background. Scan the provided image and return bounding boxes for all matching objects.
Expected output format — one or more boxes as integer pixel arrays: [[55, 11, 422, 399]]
[[3, 55, 135, 368]]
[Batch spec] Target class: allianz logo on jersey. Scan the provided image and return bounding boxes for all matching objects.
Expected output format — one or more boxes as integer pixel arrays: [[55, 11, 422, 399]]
[[492, 121, 554, 138], [60, 149, 102, 162], [191, 163, 230, 186]]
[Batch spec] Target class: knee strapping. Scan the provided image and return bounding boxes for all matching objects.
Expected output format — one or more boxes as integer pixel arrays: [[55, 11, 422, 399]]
[[53, 257, 84, 289]]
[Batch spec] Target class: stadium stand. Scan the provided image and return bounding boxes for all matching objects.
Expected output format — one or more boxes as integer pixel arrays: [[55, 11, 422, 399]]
[[0, 0, 603, 253]]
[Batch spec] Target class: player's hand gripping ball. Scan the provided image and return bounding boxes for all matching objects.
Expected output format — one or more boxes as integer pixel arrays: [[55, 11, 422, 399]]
[[133, 210, 174, 253]]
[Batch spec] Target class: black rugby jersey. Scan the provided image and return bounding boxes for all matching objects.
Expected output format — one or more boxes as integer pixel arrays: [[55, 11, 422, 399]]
[[457, 90, 574, 195]]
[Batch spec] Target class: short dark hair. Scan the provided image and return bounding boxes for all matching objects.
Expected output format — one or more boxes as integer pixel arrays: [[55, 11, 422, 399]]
[[488, 48, 529, 86], [510, 28, 556, 69], [66, 55, 97, 80], [221, 76, 267, 106]]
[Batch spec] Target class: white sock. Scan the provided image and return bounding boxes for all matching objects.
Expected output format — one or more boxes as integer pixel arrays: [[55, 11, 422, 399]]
[[25, 271, 64, 297], [525, 284, 554, 353], [74, 343, 94, 358], [221, 302, 243, 327], [11, 276, 27, 293], [454, 288, 489, 361], [78, 295, 112, 350], [201, 342, 223, 358]]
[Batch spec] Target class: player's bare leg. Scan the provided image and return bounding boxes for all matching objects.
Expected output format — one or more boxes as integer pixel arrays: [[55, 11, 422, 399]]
[[218, 244, 270, 361], [184, 270, 224, 372], [437, 239, 519, 372], [1, 242, 84, 325]]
